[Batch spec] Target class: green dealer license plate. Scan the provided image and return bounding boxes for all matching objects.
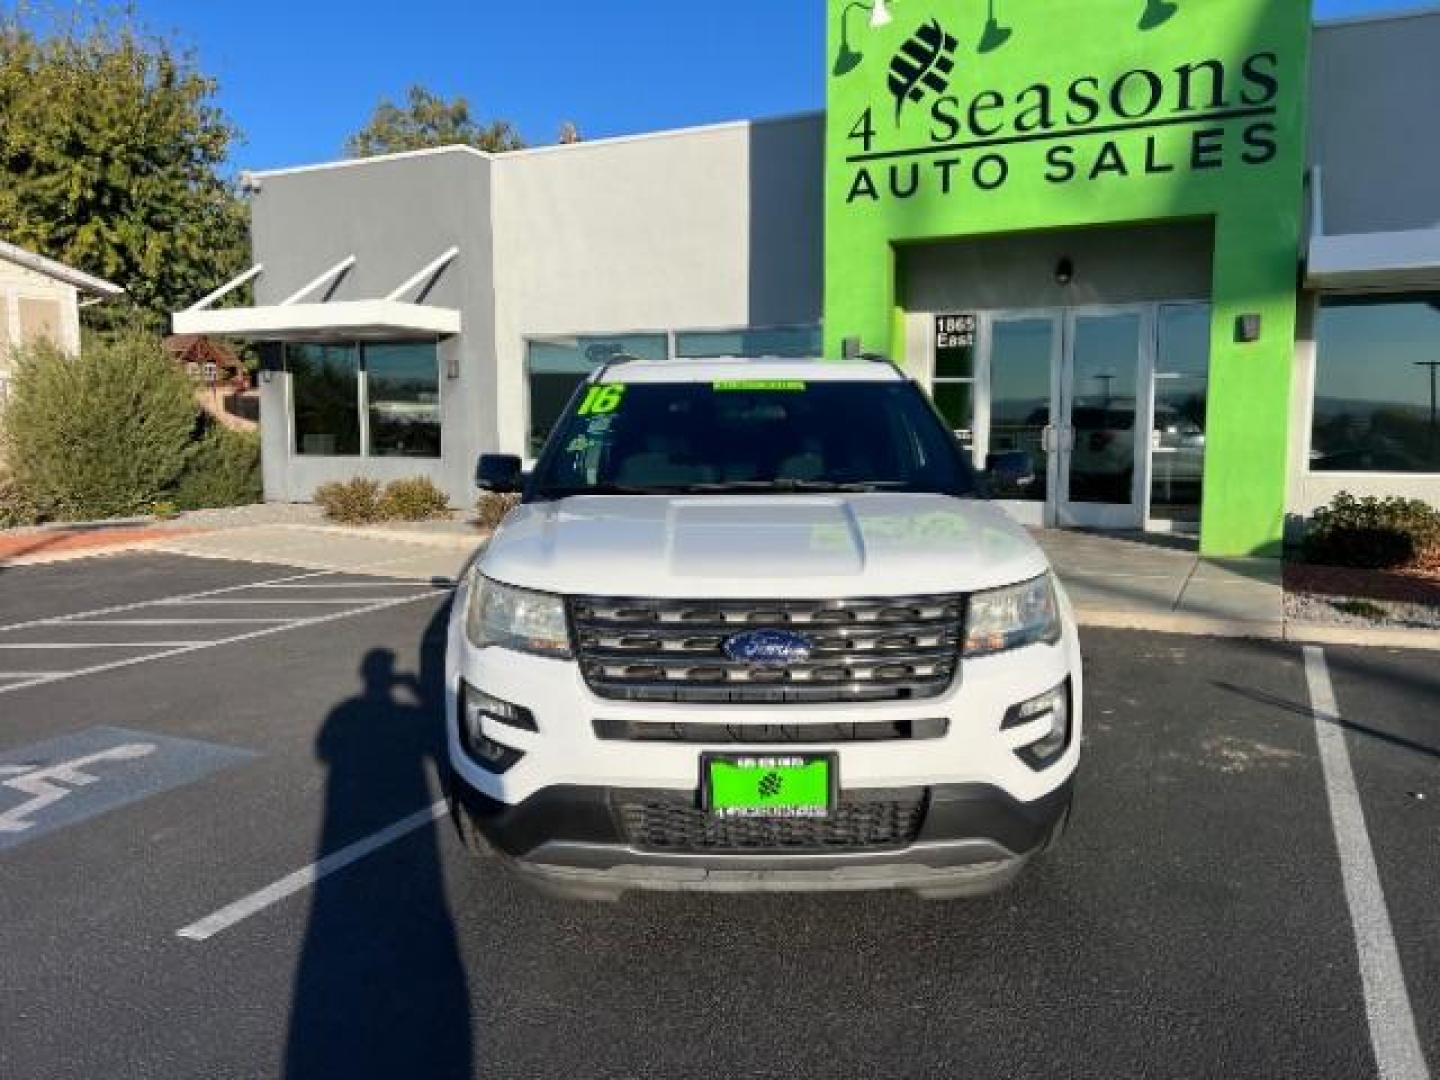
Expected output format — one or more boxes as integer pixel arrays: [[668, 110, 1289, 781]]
[[702, 754, 837, 819]]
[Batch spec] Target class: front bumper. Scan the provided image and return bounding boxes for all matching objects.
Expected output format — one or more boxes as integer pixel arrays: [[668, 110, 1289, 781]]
[[449, 772, 1073, 895]]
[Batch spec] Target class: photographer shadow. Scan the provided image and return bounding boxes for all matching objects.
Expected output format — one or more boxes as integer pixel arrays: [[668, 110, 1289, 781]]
[[285, 619, 472, 1079]]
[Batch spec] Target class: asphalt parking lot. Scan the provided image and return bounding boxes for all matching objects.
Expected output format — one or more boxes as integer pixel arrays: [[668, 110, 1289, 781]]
[[0, 552, 1435, 1080]]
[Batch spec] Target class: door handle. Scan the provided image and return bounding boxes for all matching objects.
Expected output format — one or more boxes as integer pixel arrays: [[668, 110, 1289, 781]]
[[1041, 425, 1056, 454]]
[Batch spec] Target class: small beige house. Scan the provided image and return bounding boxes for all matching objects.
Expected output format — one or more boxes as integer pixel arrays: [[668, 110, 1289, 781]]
[[0, 239, 124, 401]]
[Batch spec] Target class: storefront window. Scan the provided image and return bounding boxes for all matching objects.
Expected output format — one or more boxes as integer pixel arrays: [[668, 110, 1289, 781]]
[[1151, 305, 1210, 523], [1311, 296, 1440, 474], [526, 334, 667, 456], [367, 343, 441, 458], [674, 325, 821, 358], [931, 318, 976, 452], [289, 344, 360, 456]]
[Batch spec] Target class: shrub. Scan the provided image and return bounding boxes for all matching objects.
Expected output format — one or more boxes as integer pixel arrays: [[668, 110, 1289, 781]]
[[150, 500, 179, 521], [172, 426, 262, 510], [0, 466, 43, 528], [476, 491, 521, 531], [315, 478, 385, 524], [379, 477, 451, 521], [1, 334, 197, 520], [1303, 492, 1440, 570]]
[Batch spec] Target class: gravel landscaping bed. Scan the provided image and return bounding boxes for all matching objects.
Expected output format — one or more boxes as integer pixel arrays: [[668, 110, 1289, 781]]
[[1285, 561, 1440, 630]]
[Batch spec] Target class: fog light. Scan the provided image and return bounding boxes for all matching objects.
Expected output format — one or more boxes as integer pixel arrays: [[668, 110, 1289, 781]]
[[463, 683, 537, 732], [460, 684, 531, 774], [1003, 680, 1071, 770]]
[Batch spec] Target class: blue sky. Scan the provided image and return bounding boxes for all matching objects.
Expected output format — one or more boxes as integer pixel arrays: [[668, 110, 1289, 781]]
[[111, 0, 1427, 172]]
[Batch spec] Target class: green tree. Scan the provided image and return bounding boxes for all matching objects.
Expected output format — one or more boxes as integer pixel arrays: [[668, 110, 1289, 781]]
[[346, 85, 526, 157], [0, 6, 249, 332]]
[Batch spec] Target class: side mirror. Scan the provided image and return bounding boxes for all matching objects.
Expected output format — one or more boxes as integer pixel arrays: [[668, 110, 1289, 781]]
[[476, 453, 523, 493]]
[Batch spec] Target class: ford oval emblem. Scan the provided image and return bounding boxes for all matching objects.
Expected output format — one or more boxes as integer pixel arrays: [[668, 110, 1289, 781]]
[[723, 629, 815, 667]]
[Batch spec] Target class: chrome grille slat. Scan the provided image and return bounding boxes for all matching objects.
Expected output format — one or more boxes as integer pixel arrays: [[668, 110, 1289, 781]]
[[569, 594, 964, 704]]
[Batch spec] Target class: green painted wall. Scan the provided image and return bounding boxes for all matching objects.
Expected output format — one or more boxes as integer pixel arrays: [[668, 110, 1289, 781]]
[[824, 0, 1311, 556]]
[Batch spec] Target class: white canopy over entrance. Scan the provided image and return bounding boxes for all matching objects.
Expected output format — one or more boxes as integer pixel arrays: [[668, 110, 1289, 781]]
[[170, 248, 461, 342]]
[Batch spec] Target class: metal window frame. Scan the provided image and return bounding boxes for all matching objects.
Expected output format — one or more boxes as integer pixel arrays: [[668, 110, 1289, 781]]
[[284, 340, 443, 461], [957, 301, 1210, 533]]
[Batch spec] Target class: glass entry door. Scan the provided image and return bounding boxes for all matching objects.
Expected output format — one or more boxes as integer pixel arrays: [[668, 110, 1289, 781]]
[[965, 307, 1152, 529], [983, 315, 1062, 527], [1056, 309, 1149, 529]]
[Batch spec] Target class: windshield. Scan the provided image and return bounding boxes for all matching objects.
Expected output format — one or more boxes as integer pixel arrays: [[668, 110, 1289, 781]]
[[529, 378, 977, 500]]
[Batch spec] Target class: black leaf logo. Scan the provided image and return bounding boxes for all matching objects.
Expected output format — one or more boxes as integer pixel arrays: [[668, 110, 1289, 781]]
[[887, 19, 959, 123]]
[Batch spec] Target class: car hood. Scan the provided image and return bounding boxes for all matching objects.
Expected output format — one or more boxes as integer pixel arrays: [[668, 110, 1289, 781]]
[[479, 494, 1049, 599]]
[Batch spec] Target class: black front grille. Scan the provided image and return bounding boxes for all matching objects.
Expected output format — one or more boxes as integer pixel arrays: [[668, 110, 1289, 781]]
[[570, 594, 964, 704], [616, 790, 926, 853]]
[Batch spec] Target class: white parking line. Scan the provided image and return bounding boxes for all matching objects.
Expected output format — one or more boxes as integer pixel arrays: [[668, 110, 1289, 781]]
[[0, 642, 212, 650], [165, 598, 414, 606], [0, 571, 336, 635], [248, 582, 437, 589], [176, 800, 448, 941], [0, 589, 450, 696], [75, 619, 292, 627], [1304, 646, 1431, 1080]]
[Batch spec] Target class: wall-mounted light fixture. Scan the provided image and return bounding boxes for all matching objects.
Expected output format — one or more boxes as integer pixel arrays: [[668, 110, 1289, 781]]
[[1139, 0, 1179, 31], [832, 1, 895, 77], [1235, 313, 1262, 343], [978, 0, 1013, 53], [1054, 257, 1075, 286]]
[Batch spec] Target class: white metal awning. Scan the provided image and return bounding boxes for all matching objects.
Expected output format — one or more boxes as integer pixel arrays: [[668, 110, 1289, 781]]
[[172, 299, 461, 341], [1307, 228, 1440, 290], [171, 249, 461, 342], [1305, 166, 1440, 290]]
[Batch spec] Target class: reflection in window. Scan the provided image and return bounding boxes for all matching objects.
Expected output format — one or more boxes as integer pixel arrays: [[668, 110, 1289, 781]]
[[526, 334, 667, 456], [674, 325, 821, 359], [988, 319, 1054, 503], [368, 343, 441, 458], [289, 344, 360, 456], [1311, 296, 1440, 474], [1151, 305, 1210, 524]]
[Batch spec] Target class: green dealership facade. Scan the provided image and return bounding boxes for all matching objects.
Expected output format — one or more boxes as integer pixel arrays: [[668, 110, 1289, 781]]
[[179, 3, 1440, 556], [825, 0, 1312, 555]]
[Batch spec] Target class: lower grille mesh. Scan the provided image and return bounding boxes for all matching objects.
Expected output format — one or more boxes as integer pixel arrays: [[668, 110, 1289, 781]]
[[616, 791, 926, 853]]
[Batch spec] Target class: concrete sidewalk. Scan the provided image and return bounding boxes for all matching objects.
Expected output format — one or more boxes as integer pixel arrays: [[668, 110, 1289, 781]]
[[1033, 529, 1287, 639], [149, 524, 479, 582]]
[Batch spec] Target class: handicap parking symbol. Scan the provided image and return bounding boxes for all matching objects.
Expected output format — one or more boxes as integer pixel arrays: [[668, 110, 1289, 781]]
[[0, 726, 255, 852]]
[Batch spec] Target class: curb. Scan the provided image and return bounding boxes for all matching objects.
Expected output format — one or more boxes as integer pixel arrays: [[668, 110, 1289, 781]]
[[143, 542, 460, 583], [1077, 609, 1440, 652], [1076, 609, 1286, 640], [1283, 622, 1440, 652], [277, 523, 487, 551], [0, 537, 185, 569]]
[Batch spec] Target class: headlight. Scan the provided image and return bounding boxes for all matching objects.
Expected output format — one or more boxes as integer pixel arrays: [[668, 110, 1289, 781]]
[[465, 575, 572, 658], [963, 574, 1061, 657]]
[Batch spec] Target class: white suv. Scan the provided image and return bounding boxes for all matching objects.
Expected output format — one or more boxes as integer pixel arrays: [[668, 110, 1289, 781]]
[[445, 358, 1082, 899]]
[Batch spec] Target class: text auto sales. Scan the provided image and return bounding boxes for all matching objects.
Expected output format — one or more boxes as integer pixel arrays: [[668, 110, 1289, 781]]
[[845, 52, 1282, 202]]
